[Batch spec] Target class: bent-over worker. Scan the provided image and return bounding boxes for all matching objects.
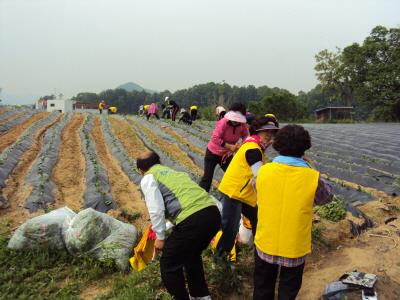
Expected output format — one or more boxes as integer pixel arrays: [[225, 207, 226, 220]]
[[137, 151, 220, 300], [215, 116, 279, 261]]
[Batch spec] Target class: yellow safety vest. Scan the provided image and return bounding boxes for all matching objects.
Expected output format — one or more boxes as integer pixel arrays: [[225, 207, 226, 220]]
[[109, 107, 117, 113], [255, 162, 319, 258], [218, 142, 265, 207], [190, 106, 198, 111], [99, 102, 105, 109], [144, 105, 150, 110]]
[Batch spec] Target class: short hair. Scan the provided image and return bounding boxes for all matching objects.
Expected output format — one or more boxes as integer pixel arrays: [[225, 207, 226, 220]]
[[249, 116, 279, 135], [272, 125, 311, 157], [229, 103, 246, 115], [137, 151, 161, 172]]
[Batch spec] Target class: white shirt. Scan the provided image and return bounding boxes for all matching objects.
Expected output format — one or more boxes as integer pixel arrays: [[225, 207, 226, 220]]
[[216, 106, 226, 115], [140, 174, 167, 240]]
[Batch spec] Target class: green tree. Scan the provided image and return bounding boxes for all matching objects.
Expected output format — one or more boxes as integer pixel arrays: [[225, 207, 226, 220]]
[[249, 91, 306, 121]]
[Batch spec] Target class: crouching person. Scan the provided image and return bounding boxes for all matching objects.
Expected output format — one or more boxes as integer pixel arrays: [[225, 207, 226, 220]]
[[253, 125, 333, 300], [137, 151, 221, 300]]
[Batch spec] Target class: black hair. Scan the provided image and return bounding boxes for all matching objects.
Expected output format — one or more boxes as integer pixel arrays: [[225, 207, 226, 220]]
[[272, 125, 311, 157], [249, 116, 279, 135], [229, 103, 246, 115], [137, 151, 161, 172]]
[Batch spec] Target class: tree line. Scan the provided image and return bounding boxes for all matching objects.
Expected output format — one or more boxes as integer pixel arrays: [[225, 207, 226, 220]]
[[72, 25, 399, 121]]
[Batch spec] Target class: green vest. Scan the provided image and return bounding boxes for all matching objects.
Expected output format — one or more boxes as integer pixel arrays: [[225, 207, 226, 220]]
[[147, 164, 215, 224]]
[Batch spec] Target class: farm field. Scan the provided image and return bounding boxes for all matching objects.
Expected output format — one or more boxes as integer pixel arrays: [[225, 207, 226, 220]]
[[0, 108, 400, 299]]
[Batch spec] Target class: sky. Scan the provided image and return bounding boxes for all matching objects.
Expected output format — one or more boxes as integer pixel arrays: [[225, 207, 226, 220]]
[[0, 0, 399, 104]]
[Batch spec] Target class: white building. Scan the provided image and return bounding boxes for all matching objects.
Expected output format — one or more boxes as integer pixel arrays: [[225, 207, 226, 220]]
[[46, 99, 75, 113]]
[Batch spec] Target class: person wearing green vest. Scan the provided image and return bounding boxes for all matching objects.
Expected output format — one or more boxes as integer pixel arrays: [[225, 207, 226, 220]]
[[137, 151, 220, 300], [253, 125, 333, 300], [215, 116, 279, 261]]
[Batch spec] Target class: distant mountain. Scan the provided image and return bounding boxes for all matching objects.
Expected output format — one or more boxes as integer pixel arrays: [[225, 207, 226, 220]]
[[117, 82, 157, 94]]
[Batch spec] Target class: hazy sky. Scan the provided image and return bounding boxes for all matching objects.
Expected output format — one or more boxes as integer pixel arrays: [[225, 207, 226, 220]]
[[0, 0, 399, 102]]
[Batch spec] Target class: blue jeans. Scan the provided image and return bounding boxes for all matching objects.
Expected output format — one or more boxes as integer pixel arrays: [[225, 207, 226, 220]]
[[215, 192, 258, 258]]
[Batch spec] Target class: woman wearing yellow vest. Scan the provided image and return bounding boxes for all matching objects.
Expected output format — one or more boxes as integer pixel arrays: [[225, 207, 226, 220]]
[[215, 116, 279, 261], [190, 105, 198, 121], [253, 125, 333, 300]]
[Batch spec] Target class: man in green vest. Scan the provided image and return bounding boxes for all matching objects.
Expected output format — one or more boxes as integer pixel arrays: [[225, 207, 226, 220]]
[[137, 151, 221, 300]]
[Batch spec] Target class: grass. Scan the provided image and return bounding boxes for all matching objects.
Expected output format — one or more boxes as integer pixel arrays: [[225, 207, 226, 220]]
[[314, 196, 346, 222], [0, 234, 115, 300]]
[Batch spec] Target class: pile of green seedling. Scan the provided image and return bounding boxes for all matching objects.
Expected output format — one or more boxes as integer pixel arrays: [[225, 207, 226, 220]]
[[314, 196, 346, 222], [82, 116, 111, 206]]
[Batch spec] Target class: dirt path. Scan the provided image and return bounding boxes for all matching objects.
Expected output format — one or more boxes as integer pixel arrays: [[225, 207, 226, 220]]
[[52, 114, 86, 211], [109, 117, 148, 158], [91, 117, 148, 230], [0, 114, 62, 227], [299, 197, 400, 299], [0, 112, 49, 153]]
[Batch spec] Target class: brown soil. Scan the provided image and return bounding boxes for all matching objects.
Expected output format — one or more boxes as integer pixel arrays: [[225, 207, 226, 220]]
[[129, 118, 220, 187], [79, 275, 114, 300], [109, 117, 148, 158], [299, 197, 400, 299], [161, 126, 205, 156], [0, 114, 62, 227], [91, 117, 148, 230], [0, 112, 49, 153], [52, 114, 86, 211]]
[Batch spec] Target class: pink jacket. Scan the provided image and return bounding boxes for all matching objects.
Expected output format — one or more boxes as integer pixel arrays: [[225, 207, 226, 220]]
[[207, 118, 249, 157], [148, 103, 158, 114]]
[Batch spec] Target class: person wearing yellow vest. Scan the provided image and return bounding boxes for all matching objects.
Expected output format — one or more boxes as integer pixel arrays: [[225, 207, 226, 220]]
[[108, 106, 117, 114], [215, 116, 279, 261], [143, 104, 150, 118], [190, 105, 198, 121], [253, 125, 333, 300], [98, 100, 106, 114]]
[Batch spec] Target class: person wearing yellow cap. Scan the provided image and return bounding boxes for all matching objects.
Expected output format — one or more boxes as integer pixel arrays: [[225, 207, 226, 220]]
[[143, 104, 150, 118], [264, 113, 278, 124], [190, 105, 198, 121]]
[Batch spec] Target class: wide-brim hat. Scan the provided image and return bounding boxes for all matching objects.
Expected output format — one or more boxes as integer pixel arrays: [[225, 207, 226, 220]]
[[256, 121, 279, 131], [224, 111, 247, 123]]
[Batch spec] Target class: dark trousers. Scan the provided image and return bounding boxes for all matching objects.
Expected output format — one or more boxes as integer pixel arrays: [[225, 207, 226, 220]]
[[171, 106, 179, 121], [191, 109, 198, 121], [253, 252, 305, 300], [162, 110, 171, 119], [160, 206, 221, 300], [215, 192, 257, 258], [99, 109, 103, 114], [199, 148, 233, 192], [146, 113, 159, 120]]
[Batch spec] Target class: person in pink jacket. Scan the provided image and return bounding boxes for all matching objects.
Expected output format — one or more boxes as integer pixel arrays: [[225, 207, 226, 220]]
[[199, 103, 249, 192], [147, 102, 160, 120]]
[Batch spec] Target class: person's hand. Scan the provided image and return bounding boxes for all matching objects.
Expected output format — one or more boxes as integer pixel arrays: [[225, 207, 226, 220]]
[[235, 143, 241, 150], [153, 239, 165, 259], [225, 144, 236, 152], [303, 155, 312, 163], [155, 239, 164, 251]]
